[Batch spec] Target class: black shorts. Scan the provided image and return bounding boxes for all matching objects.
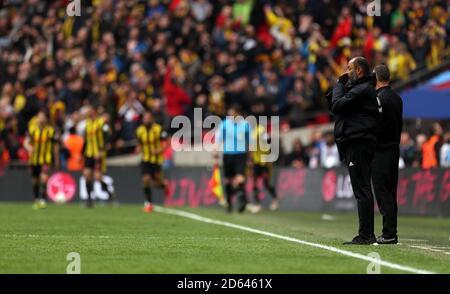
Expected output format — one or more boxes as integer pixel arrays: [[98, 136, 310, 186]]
[[253, 164, 272, 179], [84, 156, 103, 171], [141, 162, 162, 176], [31, 164, 49, 178], [223, 153, 248, 179]]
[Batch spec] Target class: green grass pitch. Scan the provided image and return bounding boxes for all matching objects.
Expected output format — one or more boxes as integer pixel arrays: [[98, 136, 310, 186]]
[[0, 202, 449, 274]]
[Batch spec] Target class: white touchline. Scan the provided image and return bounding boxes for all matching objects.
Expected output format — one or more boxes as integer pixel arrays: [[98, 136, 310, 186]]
[[1, 233, 112, 239], [399, 238, 429, 242], [408, 245, 450, 255], [154, 206, 436, 274]]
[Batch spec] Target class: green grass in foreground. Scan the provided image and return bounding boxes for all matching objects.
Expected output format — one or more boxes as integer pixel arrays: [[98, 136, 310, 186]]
[[0, 202, 449, 273]]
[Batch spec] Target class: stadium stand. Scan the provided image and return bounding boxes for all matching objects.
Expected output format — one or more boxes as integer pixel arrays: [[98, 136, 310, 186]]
[[0, 0, 449, 170]]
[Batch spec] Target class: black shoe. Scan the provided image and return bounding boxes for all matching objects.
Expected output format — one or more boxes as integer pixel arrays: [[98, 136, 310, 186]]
[[343, 235, 376, 245], [86, 200, 93, 208], [238, 202, 247, 213], [237, 198, 248, 213], [236, 191, 248, 213], [376, 235, 398, 244]]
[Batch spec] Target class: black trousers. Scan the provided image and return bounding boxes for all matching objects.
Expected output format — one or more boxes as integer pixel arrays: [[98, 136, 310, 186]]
[[344, 140, 375, 239], [371, 147, 399, 238]]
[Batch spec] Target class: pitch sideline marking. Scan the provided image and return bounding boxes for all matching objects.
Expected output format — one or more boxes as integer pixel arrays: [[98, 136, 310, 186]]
[[408, 245, 450, 255], [399, 238, 429, 242], [154, 206, 436, 274]]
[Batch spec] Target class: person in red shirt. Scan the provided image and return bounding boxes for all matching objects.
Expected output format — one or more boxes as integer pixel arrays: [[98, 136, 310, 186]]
[[163, 65, 192, 119], [330, 11, 352, 49]]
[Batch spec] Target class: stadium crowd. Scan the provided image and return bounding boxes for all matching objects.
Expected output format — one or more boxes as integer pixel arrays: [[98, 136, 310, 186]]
[[0, 0, 450, 169]]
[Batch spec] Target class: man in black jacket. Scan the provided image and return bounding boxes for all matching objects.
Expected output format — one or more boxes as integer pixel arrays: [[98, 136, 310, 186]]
[[372, 64, 403, 244], [329, 57, 380, 245]]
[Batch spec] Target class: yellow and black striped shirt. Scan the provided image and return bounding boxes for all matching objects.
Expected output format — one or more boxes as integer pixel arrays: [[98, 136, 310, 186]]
[[252, 125, 271, 166], [84, 118, 108, 158], [136, 123, 167, 165], [29, 125, 57, 166]]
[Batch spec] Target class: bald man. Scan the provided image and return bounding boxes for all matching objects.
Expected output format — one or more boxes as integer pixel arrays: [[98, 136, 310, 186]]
[[329, 57, 381, 245]]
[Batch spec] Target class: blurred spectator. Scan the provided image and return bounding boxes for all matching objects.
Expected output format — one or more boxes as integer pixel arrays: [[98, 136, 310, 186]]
[[163, 64, 192, 120], [64, 127, 84, 172], [284, 139, 309, 168], [388, 42, 417, 81], [421, 123, 443, 169], [307, 130, 322, 168], [118, 91, 145, 141], [399, 131, 419, 168], [287, 79, 313, 127], [191, 0, 212, 23], [319, 131, 340, 168], [0, 137, 10, 176], [264, 4, 294, 50], [234, 0, 254, 26], [440, 132, 450, 168], [415, 133, 427, 166]]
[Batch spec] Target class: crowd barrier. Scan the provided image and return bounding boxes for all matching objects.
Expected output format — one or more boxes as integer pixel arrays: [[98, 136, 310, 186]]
[[1, 166, 449, 216]]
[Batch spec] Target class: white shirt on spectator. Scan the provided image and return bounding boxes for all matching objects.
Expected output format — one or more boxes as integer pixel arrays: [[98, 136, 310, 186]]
[[440, 143, 450, 167], [119, 100, 145, 122], [320, 142, 340, 168]]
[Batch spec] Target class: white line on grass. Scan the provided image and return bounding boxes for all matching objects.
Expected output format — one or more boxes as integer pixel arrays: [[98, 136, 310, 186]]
[[1, 233, 112, 239], [1, 234, 245, 241], [407, 245, 450, 255], [399, 238, 429, 242], [154, 206, 436, 274]]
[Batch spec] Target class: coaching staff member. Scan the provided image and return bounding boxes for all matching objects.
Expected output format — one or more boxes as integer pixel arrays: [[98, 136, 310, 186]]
[[329, 57, 380, 245], [372, 65, 403, 244]]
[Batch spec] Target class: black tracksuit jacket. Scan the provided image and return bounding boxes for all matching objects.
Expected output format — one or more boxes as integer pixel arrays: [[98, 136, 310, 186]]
[[328, 75, 381, 159]]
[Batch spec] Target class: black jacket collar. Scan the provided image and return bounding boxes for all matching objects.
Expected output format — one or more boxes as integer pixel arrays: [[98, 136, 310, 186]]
[[376, 85, 390, 93], [348, 74, 376, 88]]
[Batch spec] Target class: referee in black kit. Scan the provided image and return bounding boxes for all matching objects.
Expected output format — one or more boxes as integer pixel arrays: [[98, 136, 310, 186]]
[[328, 57, 380, 245], [372, 64, 403, 244]]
